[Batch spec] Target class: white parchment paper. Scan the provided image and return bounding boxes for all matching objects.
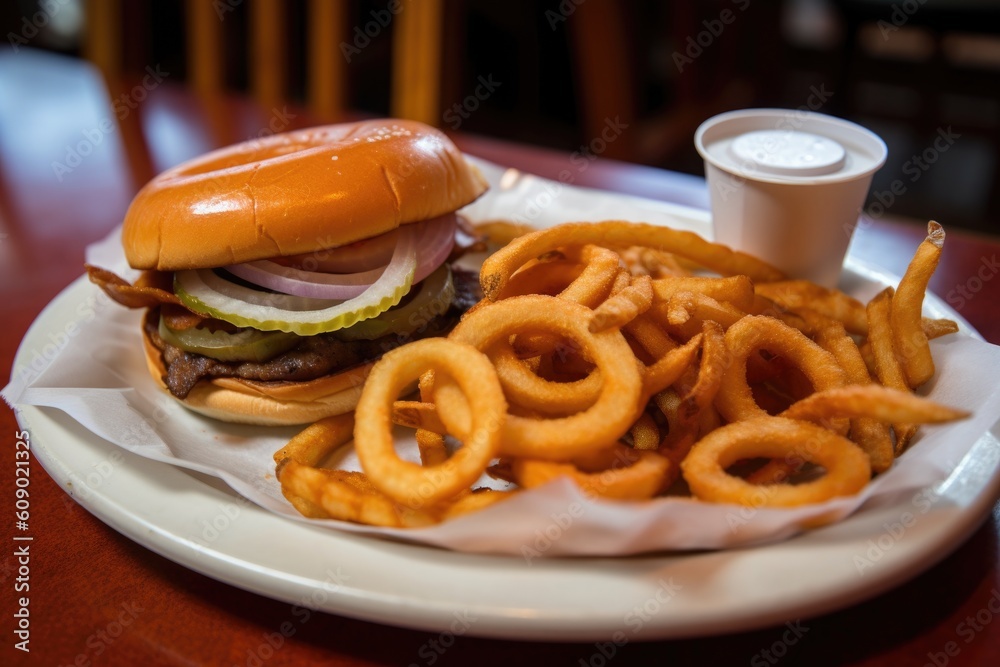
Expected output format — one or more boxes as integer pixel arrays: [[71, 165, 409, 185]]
[[6, 158, 1000, 556]]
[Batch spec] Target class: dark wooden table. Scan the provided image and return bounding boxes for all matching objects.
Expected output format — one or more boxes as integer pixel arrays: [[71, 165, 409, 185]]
[[2, 48, 998, 666]]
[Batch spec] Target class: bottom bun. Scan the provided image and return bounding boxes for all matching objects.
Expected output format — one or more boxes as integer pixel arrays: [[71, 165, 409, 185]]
[[143, 330, 373, 426]]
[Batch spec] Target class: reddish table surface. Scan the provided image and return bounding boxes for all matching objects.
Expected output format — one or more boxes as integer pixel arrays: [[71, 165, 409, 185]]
[[1, 49, 999, 666]]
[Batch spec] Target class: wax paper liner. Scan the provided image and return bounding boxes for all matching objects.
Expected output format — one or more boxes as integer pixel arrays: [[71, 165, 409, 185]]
[[6, 157, 1000, 556]]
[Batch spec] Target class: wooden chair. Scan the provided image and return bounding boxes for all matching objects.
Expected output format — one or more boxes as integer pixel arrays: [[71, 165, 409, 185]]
[[567, 0, 780, 167], [79, 0, 446, 192], [83, 0, 445, 126]]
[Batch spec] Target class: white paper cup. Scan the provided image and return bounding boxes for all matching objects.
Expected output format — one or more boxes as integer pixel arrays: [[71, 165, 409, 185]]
[[695, 109, 887, 287]]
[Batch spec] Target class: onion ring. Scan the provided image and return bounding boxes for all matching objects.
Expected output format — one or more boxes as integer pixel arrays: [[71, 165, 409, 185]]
[[354, 338, 507, 507], [498, 244, 621, 308], [489, 341, 602, 415], [479, 221, 785, 301], [504, 245, 623, 357], [440, 295, 643, 460], [681, 418, 871, 507], [714, 315, 846, 423]]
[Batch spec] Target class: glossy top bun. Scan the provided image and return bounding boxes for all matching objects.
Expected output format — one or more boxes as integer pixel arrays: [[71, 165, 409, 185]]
[[123, 119, 488, 271]]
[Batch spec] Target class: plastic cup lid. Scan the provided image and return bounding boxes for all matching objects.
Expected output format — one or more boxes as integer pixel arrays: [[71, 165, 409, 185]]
[[729, 130, 846, 177], [695, 109, 887, 185]]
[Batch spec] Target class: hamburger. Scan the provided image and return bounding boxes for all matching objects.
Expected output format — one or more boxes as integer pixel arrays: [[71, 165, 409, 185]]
[[87, 119, 488, 425]]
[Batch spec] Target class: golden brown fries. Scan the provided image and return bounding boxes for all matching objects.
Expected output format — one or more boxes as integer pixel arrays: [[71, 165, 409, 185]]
[[756, 280, 868, 336], [478, 221, 786, 300], [892, 221, 945, 388], [813, 324, 894, 473], [275, 219, 968, 526], [589, 274, 653, 333], [867, 287, 919, 451]]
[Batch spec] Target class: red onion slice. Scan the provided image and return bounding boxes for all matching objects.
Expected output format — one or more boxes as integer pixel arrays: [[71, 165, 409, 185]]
[[280, 228, 399, 273], [176, 228, 419, 335], [225, 214, 456, 299]]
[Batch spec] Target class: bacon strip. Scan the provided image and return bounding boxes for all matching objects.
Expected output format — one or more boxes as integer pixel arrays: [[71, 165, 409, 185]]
[[85, 264, 182, 309]]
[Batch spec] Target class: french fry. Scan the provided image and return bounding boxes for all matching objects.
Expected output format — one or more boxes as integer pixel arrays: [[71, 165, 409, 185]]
[[275, 220, 968, 524], [892, 221, 945, 388], [755, 280, 868, 336], [814, 323, 895, 473], [273, 413, 355, 467], [652, 275, 756, 311], [590, 274, 654, 333], [866, 287, 917, 451], [479, 221, 785, 301]]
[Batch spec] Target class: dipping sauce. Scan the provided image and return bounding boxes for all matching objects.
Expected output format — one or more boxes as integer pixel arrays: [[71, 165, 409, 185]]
[[695, 109, 887, 286]]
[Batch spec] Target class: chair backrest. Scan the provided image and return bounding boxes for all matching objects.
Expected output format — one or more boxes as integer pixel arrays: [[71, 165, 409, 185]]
[[83, 0, 444, 126]]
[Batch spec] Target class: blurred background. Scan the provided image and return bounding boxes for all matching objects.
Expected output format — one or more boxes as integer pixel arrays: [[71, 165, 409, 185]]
[[1, 0, 999, 233]]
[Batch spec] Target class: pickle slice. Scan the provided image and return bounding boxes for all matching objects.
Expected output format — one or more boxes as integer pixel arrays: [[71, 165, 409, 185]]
[[173, 228, 418, 336], [158, 316, 301, 362], [334, 265, 455, 341]]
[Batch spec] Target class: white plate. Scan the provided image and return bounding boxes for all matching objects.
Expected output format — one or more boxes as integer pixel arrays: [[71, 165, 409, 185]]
[[13, 264, 1000, 641], [11, 161, 1000, 640]]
